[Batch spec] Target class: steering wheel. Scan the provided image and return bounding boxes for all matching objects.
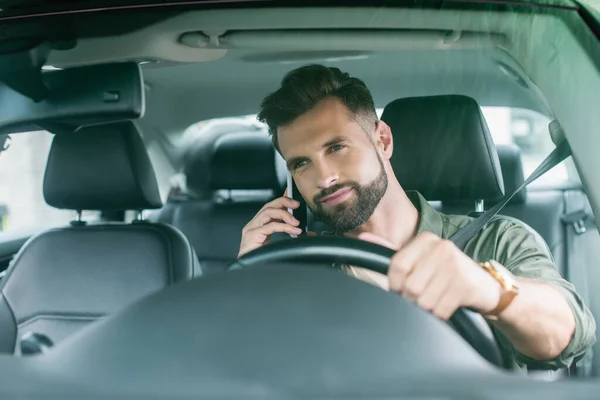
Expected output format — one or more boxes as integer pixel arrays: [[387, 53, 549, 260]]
[[232, 236, 504, 368]]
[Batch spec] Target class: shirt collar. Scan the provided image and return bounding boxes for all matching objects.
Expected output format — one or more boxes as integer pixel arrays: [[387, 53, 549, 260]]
[[405, 190, 444, 237]]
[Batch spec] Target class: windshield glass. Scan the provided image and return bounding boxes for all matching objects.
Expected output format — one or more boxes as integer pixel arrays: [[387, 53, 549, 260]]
[[1, 0, 600, 395]]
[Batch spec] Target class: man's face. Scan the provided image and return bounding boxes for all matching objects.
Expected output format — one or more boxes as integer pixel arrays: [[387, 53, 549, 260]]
[[277, 97, 388, 234]]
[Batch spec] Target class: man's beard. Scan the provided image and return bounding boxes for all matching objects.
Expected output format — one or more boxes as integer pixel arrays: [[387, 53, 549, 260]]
[[310, 157, 388, 234]]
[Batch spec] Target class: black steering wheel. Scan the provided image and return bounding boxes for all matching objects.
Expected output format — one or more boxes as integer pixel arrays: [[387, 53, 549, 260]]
[[232, 236, 504, 368]]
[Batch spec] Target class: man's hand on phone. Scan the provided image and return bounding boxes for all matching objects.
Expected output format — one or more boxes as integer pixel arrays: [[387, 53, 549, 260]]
[[238, 191, 304, 258]]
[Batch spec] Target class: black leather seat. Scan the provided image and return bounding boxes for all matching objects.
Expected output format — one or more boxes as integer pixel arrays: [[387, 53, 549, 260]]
[[381, 95, 505, 203], [439, 144, 527, 213], [438, 143, 566, 275], [382, 96, 599, 378], [0, 122, 198, 354], [379, 95, 553, 258], [154, 131, 285, 275]]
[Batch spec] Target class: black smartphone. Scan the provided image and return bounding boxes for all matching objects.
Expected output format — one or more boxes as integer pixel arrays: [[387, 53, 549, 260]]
[[287, 174, 307, 237]]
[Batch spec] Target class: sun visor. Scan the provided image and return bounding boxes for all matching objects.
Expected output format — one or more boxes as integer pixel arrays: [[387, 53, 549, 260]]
[[0, 61, 144, 135]]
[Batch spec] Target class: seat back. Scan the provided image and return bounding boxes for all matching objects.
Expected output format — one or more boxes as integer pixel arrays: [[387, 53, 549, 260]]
[[379, 95, 556, 258], [381, 95, 505, 203], [0, 122, 198, 354], [438, 144, 564, 273], [155, 131, 284, 274]]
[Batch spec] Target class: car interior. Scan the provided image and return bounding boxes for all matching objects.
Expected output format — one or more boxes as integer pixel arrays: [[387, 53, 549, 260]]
[[0, 121, 199, 354], [0, 0, 600, 398]]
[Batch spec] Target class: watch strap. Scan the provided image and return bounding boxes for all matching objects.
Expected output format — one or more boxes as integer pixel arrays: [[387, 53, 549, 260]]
[[479, 260, 519, 320]]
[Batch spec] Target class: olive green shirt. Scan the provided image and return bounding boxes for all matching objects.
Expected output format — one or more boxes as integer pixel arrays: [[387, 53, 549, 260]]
[[340, 190, 596, 372]]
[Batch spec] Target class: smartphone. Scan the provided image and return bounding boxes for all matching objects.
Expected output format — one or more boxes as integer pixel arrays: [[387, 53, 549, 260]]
[[287, 174, 307, 237]]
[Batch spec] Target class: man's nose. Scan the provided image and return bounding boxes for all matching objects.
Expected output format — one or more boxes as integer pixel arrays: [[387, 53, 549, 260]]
[[315, 161, 339, 189]]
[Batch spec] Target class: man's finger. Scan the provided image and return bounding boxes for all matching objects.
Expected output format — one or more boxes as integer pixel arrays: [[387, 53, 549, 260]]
[[402, 238, 457, 300], [257, 196, 300, 214], [414, 266, 453, 312], [388, 233, 439, 291], [254, 222, 303, 237], [402, 252, 439, 299], [246, 208, 299, 230], [431, 279, 462, 321]]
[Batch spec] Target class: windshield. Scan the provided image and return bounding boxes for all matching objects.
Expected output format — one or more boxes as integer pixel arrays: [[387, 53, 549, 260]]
[[1, 0, 600, 396]]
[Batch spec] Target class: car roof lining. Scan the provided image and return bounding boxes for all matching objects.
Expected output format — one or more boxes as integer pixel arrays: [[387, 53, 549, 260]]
[[45, 7, 562, 67], [40, 7, 568, 139]]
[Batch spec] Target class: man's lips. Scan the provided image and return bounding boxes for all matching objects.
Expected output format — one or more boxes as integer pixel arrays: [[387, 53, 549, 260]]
[[319, 187, 353, 206]]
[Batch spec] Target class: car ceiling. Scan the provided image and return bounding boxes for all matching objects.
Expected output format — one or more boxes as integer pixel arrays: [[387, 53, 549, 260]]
[[0, 0, 580, 19], [36, 5, 573, 142]]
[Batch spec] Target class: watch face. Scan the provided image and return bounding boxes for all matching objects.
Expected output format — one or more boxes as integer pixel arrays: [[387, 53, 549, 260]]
[[489, 260, 519, 289]]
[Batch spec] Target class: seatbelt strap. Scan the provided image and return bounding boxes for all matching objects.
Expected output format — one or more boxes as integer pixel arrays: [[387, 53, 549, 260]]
[[0, 134, 10, 157], [449, 139, 572, 250], [562, 190, 595, 377], [562, 190, 592, 300]]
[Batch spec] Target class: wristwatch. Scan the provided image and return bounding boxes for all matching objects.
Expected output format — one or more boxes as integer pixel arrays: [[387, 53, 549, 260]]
[[478, 260, 520, 320]]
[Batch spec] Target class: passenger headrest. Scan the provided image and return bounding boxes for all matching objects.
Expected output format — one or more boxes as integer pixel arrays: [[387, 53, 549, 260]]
[[496, 144, 526, 204], [381, 95, 505, 202], [184, 132, 283, 193], [43, 122, 163, 210]]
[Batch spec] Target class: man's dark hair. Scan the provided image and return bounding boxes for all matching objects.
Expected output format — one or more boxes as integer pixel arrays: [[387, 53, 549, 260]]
[[257, 64, 378, 152]]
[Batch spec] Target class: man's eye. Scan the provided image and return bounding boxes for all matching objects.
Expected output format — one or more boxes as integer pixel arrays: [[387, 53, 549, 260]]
[[330, 144, 345, 153], [292, 160, 308, 170]]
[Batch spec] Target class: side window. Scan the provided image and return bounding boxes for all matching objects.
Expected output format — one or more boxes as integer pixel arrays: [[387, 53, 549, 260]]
[[373, 106, 569, 186], [481, 107, 572, 186], [0, 131, 99, 234]]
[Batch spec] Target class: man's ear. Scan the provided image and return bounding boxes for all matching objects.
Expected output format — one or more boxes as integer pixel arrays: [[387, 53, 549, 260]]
[[374, 120, 394, 160]]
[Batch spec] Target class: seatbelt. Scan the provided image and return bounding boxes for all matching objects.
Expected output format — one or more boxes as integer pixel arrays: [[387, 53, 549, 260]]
[[0, 134, 10, 157], [448, 136, 594, 377], [449, 139, 572, 250], [562, 190, 593, 306], [562, 189, 596, 377]]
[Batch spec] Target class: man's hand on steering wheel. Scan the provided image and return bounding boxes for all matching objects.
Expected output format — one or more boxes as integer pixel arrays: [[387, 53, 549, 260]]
[[233, 235, 505, 366], [358, 232, 503, 321]]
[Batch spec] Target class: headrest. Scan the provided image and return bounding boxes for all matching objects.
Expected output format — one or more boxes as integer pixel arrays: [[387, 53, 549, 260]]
[[496, 144, 526, 204], [43, 122, 163, 210], [184, 132, 283, 193], [381, 95, 504, 202]]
